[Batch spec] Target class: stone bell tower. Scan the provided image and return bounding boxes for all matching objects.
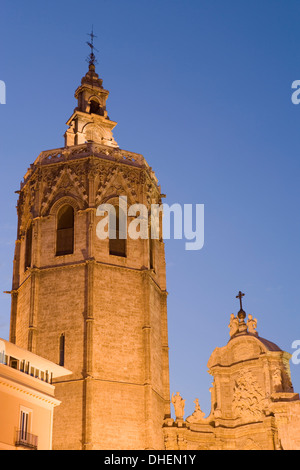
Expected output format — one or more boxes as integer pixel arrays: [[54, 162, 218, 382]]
[[9, 50, 171, 449]]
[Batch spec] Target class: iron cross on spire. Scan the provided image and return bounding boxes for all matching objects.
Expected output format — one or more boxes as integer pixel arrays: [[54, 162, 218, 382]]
[[86, 26, 98, 67], [236, 291, 245, 311]]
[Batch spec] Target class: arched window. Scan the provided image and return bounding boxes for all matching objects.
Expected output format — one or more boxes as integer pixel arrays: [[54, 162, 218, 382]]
[[109, 204, 127, 257], [56, 205, 74, 256], [59, 334, 65, 366], [24, 223, 32, 270]]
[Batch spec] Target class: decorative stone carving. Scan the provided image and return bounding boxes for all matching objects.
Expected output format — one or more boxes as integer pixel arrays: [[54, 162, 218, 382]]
[[273, 368, 283, 392], [40, 166, 88, 215], [95, 167, 139, 206], [240, 438, 263, 450], [232, 370, 268, 420]]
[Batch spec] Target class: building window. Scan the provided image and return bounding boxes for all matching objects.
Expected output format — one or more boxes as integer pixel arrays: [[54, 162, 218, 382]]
[[16, 408, 37, 450], [20, 409, 30, 442], [9, 356, 19, 370], [59, 334, 65, 366], [24, 223, 32, 270], [109, 204, 127, 257], [56, 205, 74, 256]]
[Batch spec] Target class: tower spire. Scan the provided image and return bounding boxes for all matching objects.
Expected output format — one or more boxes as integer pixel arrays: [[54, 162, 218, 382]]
[[64, 31, 118, 148]]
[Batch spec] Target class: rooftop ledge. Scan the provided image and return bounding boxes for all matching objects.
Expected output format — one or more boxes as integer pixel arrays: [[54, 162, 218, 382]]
[[0, 338, 72, 383]]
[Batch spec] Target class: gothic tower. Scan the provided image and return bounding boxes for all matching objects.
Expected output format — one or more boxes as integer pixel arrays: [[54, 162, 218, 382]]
[[9, 60, 170, 450]]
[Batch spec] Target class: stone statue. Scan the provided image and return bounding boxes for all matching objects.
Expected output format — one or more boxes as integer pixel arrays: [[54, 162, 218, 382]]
[[171, 392, 185, 420], [228, 313, 239, 337], [247, 314, 258, 335], [186, 398, 206, 423]]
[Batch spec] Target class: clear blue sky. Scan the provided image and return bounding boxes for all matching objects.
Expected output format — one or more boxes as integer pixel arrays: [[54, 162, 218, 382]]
[[0, 0, 300, 418]]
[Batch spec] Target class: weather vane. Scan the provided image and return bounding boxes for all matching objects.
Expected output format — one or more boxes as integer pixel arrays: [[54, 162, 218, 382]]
[[86, 26, 98, 67]]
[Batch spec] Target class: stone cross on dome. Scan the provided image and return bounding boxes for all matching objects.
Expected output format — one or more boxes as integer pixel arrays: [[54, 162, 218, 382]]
[[228, 291, 258, 337], [236, 290, 246, 321], [236, 290, 245, 310]]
